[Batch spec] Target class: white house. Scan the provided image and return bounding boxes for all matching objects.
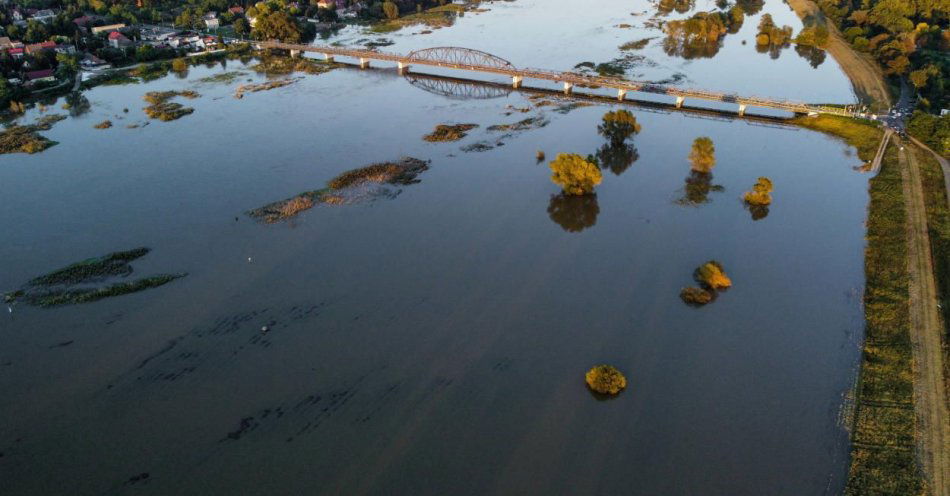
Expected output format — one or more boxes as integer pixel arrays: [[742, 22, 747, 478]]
[[203, 12, 220, 30]]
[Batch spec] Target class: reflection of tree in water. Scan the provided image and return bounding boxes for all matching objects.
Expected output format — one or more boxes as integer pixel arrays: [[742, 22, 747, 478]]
[[657, 0, 696, 15], [748, 204, 770, 220], [64, 92, 91, 117], [756, 41, 790, 60], [547, 193, 600, 232], [676, 171, 724, 206], [663, 36, 723, 59], [794, 44, 827, 68], [596, 143, 639, 176], [735, 0, 764, 15], [662, 12, 730, 60]]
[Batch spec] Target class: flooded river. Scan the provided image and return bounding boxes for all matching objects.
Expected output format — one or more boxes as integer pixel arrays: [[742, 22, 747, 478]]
[[1, 0, 867, 494]]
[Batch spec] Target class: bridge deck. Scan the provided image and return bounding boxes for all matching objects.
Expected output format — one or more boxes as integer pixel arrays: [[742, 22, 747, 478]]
[[261, 41, 853, 116]]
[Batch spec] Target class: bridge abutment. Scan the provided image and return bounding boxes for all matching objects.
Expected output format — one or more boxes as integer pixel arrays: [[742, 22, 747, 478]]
[[398, 61, 410, 74], [359, 57, 369, 69], [512, 76, 523, 88]]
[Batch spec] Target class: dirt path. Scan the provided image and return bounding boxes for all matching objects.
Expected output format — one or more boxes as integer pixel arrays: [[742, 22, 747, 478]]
[[786, 0, 892, 108], [869, 129, 893, 174], [899, 144, 950, 496], [909, 136, 950, 209]]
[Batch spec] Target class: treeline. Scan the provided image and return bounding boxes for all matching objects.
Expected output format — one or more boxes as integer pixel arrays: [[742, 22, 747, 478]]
[[815, 0, 949, 112]]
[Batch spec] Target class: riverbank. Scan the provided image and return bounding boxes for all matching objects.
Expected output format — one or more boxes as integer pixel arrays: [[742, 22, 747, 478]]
[[786, 0, 892, 109]]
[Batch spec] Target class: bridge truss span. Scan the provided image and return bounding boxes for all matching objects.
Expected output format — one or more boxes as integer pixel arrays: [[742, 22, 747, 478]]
[[259, 40, 854, 117]]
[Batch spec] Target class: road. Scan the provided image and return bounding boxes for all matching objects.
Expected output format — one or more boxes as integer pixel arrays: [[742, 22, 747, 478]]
[[899, 144, 950, 496]]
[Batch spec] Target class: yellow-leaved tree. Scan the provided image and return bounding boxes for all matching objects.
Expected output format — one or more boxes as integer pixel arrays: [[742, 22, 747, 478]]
[[549, 153, 602, 195]]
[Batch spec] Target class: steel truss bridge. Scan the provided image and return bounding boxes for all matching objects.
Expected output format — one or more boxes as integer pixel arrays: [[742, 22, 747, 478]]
[[260, 41, 855, 117]]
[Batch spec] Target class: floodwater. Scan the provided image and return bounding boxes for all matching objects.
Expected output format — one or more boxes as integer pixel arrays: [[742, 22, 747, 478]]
[[1, 1, 867, 494]]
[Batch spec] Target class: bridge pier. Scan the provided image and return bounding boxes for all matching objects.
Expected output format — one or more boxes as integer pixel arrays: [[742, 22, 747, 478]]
[[563, 82, 573, 94], [738, 104, 747, 116], [675, 96, 685, 108], [398, 61, 410, 74], [359, 57, 370, 69], [322, 53, 334, 63], [512, 76, 523, 89], [617, 89, 627, 101], [289, 49, 300, 58]]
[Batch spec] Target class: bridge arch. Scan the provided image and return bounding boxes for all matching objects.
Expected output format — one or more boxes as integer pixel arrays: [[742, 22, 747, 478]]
[[406, 47, 515, 70]]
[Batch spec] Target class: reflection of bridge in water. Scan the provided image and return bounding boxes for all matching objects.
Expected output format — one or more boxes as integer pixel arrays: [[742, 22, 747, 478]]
[[406, 74, 513, 100], [260, 41, 855, 117]]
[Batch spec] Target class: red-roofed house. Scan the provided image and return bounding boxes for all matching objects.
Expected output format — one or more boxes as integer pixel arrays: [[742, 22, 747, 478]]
[[24, 69, 55, 85], [8, 48, 25, 59], [228, 6, 244, 14], [25, 41, 56, 55], [108, 31, 132, 48]]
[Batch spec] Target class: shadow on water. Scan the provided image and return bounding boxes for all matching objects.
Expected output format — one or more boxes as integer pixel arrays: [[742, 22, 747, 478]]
[[547, 193, 600, 233]]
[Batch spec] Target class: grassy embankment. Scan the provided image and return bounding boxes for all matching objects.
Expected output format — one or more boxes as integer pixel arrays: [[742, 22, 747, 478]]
[[914, 147, 950, 351], [792, 114, 922, 494]]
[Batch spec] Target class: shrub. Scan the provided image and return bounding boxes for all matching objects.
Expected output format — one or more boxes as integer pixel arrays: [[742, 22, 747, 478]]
[[93, 120, 112, 129], [743, 176, 773, 205], [585, 365, 627, 395], [688, 137, 716, 172], [549, 153, 602, 195], [423, 123, 478, 142], [680, 286, 714, 305], [598, 109, 642, 145], [695, 260, 732, 289]]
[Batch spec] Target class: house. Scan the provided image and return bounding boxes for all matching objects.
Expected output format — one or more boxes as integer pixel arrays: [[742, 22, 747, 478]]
[[203, 12, 219, 30], [228, 6, 244, 15], [11, 9, 23, 21], [0, 36, 14, 50], [8, 47, 24, 59], [24, 69, 55, 85], [91, 23, 126, 35], [54, 44, 76, 55], [108, 31, 132, 48], [316, 0, 335, 9], [80, 53, 109, 69], [31, 9, 56, 23], [25, 40, 56, 55]]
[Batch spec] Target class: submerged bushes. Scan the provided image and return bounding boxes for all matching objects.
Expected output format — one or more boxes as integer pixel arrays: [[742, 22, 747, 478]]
[[688, 137, 716, 172], [585, 365, 627, 395], [0, 114, 67, 155], [549, 153, 602, 195], [680, 260, 732, 306], [423, 123, 479, 142], [743, 176, 774, 205], [143, 90, 199, 121]]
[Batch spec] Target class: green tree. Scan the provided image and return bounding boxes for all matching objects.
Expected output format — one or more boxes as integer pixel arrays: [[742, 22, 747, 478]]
[[597, 109, 642, 145], [234, 18, 249, 37], [549, 153, 602, 195], [688, 137, 716, 172], [252, 11, 302, 42]]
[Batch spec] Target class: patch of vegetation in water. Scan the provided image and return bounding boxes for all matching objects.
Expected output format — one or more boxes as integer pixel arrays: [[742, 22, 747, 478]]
[[142, 91, 199, 121], [94, 120, 112, 129], [82, 71, 140, 89], [585, 365, 626, 395], [460, 142, 496, 153], [791, 115, 882, 164], [247, 157, 430, 223], [0, 114, 66, 155], [195, 71, 248, 85], [234, 79, 298, 98], [251, 56, 336, 76], [4, 247, 186, 307], [423, 123, 478, 142], [134, 61, 173, 82], [487, 117, 548, 132], [619, 37, 655, 50]]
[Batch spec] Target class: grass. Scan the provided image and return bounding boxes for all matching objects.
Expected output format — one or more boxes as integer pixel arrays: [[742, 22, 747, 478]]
[[195, 71, 248, 84], [619, 37, 654, 50], [423, 123, 478, 142], [5, 247, 185, 307], [487, 117, 548, 132], [94, 120, 112, 129], [370, 4, 465, 33], [845, 144, 922, 495], [234, 79, 297, 98], [142, 91, 199, 121], [251, 56, 336, 76], [791, 114, 883, 163], [912, 147, 950, 345]]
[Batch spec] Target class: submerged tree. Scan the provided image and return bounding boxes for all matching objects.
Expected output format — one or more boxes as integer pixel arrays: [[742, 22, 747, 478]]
[[549, 153, 602, 195], [743, 176, 773, 220], [598, 109, 642, 146], [585, 365, 627, 395], [688, 136, 716, 172], [595, 109, 641, 176], [547, 193, 600, 233], [680, 286, 714, 305], [677, 171, 724, 206], [695, 260, 732, 290]]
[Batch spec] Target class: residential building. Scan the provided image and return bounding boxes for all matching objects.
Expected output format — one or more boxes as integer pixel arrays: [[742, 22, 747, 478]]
[[25, 40, 56, 55], [108, 31, 133, 48], [204, 12, 220, 30], [31, 9, 55, 23], [24, 68, 55, 85], [92, 24, 126, 35]]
